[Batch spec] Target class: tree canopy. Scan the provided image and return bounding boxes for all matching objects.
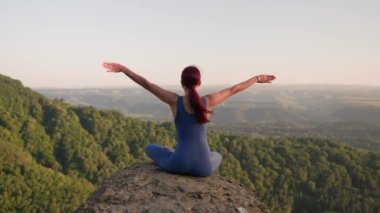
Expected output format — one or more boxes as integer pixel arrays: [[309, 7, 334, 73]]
[[0, 74, 379, 212]]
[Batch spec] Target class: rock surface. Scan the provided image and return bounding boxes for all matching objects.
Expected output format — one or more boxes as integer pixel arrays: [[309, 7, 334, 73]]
[[76, 162, 269, 213]]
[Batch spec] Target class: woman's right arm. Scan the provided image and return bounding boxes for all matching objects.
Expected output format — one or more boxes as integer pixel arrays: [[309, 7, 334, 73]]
[[103, 62, 177, 106], [205, 75, 276, 109]]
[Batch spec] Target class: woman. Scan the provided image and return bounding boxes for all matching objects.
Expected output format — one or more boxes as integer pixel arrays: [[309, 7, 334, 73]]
[[103, 62, 276, 176]]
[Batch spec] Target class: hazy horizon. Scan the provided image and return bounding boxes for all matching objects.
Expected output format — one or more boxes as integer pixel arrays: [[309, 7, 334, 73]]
[[1, 0, 379, 88], [31, 82, 380, 90], [2, 71, 380, 89]]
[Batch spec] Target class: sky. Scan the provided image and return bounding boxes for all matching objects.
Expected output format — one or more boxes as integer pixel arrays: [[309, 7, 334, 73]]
[[1, 0, 379, 88]]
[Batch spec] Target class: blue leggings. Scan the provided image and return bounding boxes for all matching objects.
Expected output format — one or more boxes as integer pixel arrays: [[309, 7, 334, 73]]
[[145, 144, 222, 177]]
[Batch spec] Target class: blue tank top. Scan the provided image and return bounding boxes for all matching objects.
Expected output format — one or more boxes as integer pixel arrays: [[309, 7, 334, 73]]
[[145, 95, 222, 176], [175, 96, 207, 147], [168, 96, 213, 176]]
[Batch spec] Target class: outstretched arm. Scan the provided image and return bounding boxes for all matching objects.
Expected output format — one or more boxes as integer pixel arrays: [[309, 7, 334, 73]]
[[205, 75, 276, 109], [103, 62, 177, 106]]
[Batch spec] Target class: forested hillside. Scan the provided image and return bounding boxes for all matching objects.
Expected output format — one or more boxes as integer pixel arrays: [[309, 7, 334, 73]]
[[39, 86, 380, 151], [38, 85, 380, 126], [1, 74, 379, 212]]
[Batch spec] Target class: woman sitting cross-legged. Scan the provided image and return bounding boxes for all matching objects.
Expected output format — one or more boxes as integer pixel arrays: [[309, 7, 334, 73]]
[[103, 62, 275, 177]]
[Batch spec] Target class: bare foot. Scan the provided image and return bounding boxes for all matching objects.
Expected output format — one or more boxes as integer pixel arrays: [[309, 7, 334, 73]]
[[166, 147, 175, 152]]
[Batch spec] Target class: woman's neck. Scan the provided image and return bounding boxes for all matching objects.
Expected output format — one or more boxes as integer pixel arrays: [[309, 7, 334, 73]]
[[183, 85, 199, 96], [184, 88, 190, 96]]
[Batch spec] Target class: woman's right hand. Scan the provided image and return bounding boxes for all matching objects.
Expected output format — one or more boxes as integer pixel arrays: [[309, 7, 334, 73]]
[[256, 75, 276, 83], [102, 62, 127, 73]]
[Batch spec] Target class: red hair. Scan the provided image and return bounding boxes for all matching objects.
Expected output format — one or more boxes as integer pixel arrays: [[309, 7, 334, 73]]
[[181, 66, 213, 124]]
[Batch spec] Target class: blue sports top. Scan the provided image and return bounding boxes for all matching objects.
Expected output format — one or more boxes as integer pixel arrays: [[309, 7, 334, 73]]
[[145, 95, 222, 177]]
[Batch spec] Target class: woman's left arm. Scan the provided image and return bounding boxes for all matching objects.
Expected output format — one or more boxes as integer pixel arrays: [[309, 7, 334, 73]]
[[103, 62, 177, 106]]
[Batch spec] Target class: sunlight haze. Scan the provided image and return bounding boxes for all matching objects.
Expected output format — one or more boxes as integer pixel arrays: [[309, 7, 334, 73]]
[[1, 0, 379, 88]]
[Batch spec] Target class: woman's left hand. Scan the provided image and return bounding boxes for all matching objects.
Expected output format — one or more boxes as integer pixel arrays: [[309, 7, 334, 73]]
[[102, 62, 127, 73], [256, 75, 276, 83]]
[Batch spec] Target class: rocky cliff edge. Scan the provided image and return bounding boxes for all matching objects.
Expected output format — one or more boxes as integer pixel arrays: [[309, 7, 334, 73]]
[[76, 162, 269, 213]]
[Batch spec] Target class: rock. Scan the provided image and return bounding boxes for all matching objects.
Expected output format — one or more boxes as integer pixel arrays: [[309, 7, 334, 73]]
[[76, 162, 269, 213]]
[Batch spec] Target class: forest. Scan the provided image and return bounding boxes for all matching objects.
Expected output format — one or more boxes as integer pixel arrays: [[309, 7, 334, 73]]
[[1, 74, 379, 213], [39, 85, 380, 152]]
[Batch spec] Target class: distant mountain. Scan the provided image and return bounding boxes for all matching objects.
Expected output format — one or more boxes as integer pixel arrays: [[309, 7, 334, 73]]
[[38, 85, 380, 151], [1, 74, 379, 212], [37, 85, 380, 125]]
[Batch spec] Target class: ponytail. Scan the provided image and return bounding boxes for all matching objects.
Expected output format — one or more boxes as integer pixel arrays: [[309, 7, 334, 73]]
[[188, 87, 212, 124], [181, 66, 213, 124]]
